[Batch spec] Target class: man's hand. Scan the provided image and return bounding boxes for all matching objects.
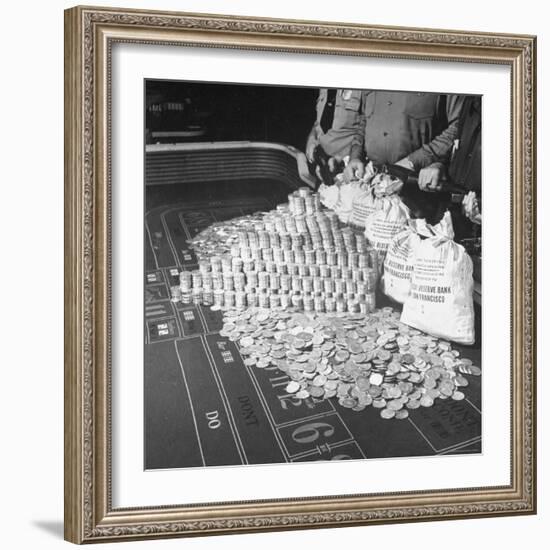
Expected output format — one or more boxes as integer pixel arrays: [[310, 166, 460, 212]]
[[418, 162, 446, 192], [344, 159, 365, 183], [305, 134, 318, 163], [315, 157, 339, 183], [462, 191, 482, 225]]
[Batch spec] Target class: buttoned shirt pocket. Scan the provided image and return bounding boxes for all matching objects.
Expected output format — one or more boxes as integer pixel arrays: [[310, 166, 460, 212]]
[[406, 92, 438, 120], [361, 91, 376, 118], [333, 90, 362, 131], [406, 92, 438, 147]]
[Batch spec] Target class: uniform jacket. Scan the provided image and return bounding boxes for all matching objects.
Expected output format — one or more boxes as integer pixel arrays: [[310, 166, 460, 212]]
[[350, 91, 464, 170]]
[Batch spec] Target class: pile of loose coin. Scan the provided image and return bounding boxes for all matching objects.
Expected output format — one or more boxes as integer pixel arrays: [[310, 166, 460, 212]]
[[188, 211, 268, 261], [220, 306, 480, 419]]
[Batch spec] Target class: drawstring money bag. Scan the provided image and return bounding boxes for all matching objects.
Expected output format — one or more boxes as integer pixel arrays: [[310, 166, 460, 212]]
[[345, 162, 378, 228], [349, 183, 377, 228], [401, 211, 475, 345], [350, 170, 404, 229], [319, 178, 371, 224], [363, 194, 410, 262], [383, 218, 431, 304]]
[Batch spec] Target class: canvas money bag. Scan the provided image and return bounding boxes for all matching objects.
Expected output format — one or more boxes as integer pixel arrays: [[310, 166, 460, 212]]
[[349, 184, 377, 228], [347, 163, 379, 228], [401, 211, 475, 345], [383, 218, 431, 304], [363, 194, 410, 260], [319, 179, 365, 224]]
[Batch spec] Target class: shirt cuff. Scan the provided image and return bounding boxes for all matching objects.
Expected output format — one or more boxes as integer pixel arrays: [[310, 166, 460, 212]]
[[407, 149, 431, 171]]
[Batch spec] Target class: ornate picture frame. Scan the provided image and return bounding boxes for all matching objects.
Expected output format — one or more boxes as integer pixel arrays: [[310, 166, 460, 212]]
[[64, 5, 536, 543]]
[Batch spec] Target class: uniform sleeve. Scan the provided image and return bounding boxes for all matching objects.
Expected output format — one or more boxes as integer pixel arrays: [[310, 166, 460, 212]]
[[407, 94, 466, 170], [349, 91, 367, 160]]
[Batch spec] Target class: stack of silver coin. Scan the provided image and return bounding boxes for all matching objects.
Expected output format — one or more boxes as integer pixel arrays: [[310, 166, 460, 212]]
[[181, 188, 379, 313]]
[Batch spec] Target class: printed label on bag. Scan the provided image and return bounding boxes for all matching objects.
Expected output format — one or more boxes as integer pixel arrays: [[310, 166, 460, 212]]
[[409, 282, 450, 303], [366, 219, 406, 251]]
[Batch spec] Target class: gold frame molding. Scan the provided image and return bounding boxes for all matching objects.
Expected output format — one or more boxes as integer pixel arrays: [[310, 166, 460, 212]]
[[64, 5, 537, 544]]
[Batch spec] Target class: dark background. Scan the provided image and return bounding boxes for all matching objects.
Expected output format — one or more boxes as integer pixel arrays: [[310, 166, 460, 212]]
[[146, 80, 317, 150]]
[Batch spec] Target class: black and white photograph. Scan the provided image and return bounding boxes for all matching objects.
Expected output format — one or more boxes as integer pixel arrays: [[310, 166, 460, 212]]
[[143, 80, 482, 470]]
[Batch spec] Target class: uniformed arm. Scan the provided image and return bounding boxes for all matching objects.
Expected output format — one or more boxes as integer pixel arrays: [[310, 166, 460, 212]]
[[305, 124, 319, 162], [343, 92, 368, 181], [407, 94, 466, 170]]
